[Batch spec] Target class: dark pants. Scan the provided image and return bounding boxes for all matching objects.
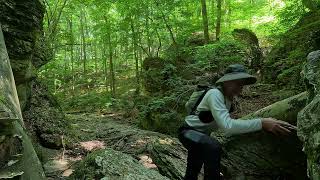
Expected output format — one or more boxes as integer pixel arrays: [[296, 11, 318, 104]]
[[178, 125, 221, 180]]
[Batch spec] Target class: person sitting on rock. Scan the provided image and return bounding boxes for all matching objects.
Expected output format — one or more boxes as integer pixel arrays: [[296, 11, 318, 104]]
[[178, 64, 296, 180]]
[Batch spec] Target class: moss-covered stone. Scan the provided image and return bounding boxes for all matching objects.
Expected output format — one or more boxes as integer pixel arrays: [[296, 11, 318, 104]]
[[71, 148, 169, 180], [23, 80, 68, 149], [297, 50, 320, 179], [0, 0, 46, 111], [232, 28, 263, 72], [244, 91, 307, 124]]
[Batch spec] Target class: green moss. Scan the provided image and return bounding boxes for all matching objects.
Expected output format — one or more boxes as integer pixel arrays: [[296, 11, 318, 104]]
[[71, 149, 168, 180], [70, 150, 103, 179]]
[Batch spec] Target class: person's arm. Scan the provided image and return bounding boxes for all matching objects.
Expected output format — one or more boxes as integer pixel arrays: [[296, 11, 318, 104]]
[[207, 90, 296, 136], [206, 90, 262, 136]]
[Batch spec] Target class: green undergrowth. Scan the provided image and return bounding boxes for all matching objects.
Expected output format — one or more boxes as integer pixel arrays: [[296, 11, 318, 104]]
[[137, 39, 253, 135], [264, 10, 320, 89]]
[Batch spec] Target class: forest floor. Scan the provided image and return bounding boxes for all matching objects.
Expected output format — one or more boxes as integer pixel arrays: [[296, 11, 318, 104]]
[[43, 83, 301, 179]]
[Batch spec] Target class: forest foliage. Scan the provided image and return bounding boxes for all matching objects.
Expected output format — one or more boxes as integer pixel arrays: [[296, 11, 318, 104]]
[[39, 0, 317, 133]]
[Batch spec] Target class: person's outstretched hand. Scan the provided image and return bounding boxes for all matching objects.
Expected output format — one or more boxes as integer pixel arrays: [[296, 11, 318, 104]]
[[262, 118, 297, 136]]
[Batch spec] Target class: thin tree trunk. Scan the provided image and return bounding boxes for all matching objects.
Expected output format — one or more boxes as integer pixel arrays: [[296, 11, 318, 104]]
[[201, 0, 210, 44], [154, 1, 177, 45], [80, 8, 87, 75], [102, 43, 109, 92], [211, 0, 216, 30], [94, 43, 98, 73], [64, 45, 68, 92], [216, 0, 222, 41], [145, 5, 152, 56], [68, 16, 75, 94], [47, 0, 68, 43], [108, 33, 115, 98], [105, 16, 116, 98], [131, 19, 140, 94], [156, 29, 162, 57]]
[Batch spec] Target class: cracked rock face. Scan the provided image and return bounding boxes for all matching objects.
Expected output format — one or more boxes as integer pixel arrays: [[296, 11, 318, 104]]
[[0, 0, 46, 110], [0, 1, 66, 150], [298, 50, 320, 179]]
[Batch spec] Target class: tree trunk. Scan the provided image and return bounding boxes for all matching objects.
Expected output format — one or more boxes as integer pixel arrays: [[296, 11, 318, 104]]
[[131, 18, 140, 94], [154, 1, 177, 46], [102, 43, 109, 93], [94, 43, 98, 73], [68, 16, 75, 93], [216, 0, 222, 41], [46, 0, 68, 56], [105, 16, 116, 98], [225, 0, 232, 28], [64, 45, 68, 92], [108, 33, 115, 98], [80, 8, 87, 75], [0, 24, 45, 180], [201, 0, 210, 44], [145, 5, 152, 56], [211, 0, 216, 30]]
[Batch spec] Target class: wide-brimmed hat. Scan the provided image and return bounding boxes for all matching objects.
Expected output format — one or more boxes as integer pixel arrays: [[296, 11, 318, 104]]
[[216, 64, 257, 85]]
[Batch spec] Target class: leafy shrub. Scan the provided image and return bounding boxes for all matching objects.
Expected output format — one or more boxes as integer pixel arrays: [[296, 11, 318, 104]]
[[138, 94, 187, 136], [61, 91, 112, 112]]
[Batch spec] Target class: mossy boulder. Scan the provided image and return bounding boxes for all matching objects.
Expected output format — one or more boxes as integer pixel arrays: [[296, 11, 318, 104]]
[[0, 0, 47, 110], [66, 114, 187, 179], [71, 148, 169, 180], [0, 25, 45, 179], [23, 80, 69, 149], [142, 57, 177, 94], [297, 50, 320, 179], [232, 28, 263, 72]]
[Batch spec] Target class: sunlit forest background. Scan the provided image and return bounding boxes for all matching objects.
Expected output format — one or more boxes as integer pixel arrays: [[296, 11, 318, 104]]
[[1, 0, 319, 179], [40, 0, 305, 114]]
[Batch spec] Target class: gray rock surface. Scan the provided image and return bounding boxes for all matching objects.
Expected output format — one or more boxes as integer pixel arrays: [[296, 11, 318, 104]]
[[0, 0, 67, 150], [72, 148, 170, 180], [0, 24, 45, 180], [68, 114, 187, 179], [298, 50, 320, 179], [0, 0, 46, 110]]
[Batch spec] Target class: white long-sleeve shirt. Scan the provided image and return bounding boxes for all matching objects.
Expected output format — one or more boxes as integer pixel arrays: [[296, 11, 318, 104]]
[[185, 88, 262, 136]]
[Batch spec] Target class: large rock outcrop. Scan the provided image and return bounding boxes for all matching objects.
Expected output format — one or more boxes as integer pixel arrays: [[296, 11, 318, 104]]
[[232, 28, 263, 73], [67, 114, 187, 180], [0, 0, 47, 110], [0, 0, 67, 150], [0, 24, 45, 179], [68, 91, 309, 180], [297, 50, 320, 179]]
